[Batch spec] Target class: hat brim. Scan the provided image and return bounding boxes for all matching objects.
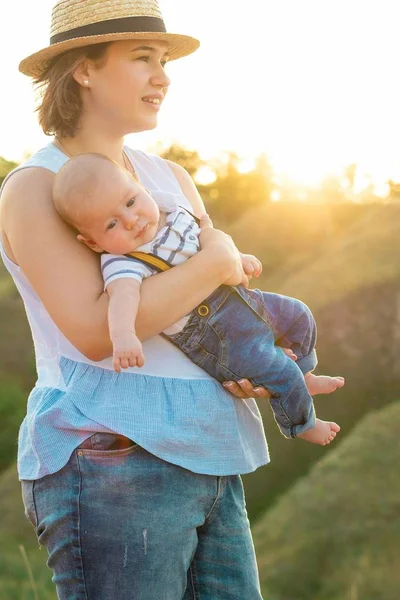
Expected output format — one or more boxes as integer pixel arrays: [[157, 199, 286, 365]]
[[19, 32, 200, 78]]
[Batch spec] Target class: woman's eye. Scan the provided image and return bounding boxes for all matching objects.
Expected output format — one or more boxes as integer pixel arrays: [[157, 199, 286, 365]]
[[107, 221, 117, 231], [127, 198, 135, 207], [138, 56, 167, 68]]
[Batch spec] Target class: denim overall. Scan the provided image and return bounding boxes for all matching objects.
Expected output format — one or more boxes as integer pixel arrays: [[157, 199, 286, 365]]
[[132, 208, 317, 439]]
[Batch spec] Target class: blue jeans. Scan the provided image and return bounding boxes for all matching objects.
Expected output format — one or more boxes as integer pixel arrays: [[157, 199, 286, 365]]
[[169, 286, 317, 438], [21, 433, 263, 599]]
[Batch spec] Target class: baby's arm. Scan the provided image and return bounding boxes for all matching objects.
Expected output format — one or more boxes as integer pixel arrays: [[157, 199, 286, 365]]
[[107, 278, 145, 373]]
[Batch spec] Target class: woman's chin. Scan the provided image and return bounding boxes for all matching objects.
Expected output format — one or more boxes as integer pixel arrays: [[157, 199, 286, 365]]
[[125, 117, 158, 135]]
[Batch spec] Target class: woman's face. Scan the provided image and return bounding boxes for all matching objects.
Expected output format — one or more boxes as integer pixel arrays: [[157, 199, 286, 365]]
[[82, 39, 171, 135]]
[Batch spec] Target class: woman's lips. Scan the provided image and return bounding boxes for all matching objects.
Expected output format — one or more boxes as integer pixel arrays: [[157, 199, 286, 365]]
[[142, 100, 161, 111]]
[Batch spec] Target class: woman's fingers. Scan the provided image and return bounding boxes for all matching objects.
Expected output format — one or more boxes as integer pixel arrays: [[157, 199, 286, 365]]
[[223, 381, 248, 398], [223, 379, 271, 399], [199, 213, 213, 229]]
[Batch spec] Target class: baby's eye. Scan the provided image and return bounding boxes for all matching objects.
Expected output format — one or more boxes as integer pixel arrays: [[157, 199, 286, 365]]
[[127, 198, 135, 207], [107, 220, 117, 231]]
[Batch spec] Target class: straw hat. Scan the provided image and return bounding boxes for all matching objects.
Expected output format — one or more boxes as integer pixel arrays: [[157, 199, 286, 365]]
[[19, 0, 200, 78]]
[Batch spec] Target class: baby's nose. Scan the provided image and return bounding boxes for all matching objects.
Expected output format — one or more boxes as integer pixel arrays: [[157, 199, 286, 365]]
[[124, 214, 138, 230]]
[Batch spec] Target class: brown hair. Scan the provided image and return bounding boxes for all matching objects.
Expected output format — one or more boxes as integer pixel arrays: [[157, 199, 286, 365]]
[[34, 43, 111, 139]]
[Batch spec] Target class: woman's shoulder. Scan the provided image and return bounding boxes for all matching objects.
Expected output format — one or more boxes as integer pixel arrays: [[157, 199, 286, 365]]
[[1, 164, 54, 217], [1, 164, 53, 205], [1, 143, 66, 198]]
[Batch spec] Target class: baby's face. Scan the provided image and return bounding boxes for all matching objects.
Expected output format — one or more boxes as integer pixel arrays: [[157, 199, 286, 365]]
[[77, 174, 161, 255]]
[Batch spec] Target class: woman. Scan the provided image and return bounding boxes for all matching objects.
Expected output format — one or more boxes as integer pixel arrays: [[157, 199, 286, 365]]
[[0, 1, 271, 598]]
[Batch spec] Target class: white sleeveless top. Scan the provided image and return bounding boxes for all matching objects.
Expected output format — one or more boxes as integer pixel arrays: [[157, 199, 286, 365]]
[[0, 142, 269, 480]]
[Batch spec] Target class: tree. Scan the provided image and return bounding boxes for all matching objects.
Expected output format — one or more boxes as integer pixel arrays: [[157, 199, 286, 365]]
[[159, 144, 203, 178], [204, 152, 273, 224]]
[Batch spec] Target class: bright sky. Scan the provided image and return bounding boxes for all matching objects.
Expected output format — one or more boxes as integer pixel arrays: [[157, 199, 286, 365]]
[[2, 0, 400, 186]]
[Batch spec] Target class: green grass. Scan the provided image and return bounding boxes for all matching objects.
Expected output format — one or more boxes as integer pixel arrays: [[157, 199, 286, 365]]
[[0, 381, 27, 472], [0, 466, 55, 600], [253, 401, 400, 600]]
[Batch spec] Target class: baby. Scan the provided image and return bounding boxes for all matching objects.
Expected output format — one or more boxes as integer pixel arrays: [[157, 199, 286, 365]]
[[53, 153, 343, 446]]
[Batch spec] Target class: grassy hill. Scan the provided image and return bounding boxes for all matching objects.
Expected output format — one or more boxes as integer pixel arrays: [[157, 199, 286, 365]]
[[1, 202, 400, 520], [0, 465, 55, 599], [0, 201, 400, 597], [253, 401, 400, 600], [238, 202, 400, 518]]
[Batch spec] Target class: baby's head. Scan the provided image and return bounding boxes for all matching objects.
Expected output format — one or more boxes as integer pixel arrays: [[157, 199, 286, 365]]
[[53, 153, 160, 255]]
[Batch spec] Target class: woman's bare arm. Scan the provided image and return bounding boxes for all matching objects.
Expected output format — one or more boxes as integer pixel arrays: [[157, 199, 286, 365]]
[[0, 167, 238, 361]]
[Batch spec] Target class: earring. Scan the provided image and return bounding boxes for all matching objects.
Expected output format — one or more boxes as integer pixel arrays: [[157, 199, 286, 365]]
[[83, 79, 89, 86]]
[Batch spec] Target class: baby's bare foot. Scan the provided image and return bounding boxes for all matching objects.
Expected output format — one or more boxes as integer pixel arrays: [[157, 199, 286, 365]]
[[305, 373, 345, 396], [297, 418, 340, 446]]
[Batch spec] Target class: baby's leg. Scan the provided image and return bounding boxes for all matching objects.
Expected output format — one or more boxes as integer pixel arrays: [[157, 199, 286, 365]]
[[282, 348, 345, 396], [259, 292, 345, 395], [259, 292, 317, 375]]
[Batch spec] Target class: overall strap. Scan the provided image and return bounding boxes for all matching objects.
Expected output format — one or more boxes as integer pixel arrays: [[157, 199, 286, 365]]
[[126, 251, 171, 272], [178, 204, 201, 225]]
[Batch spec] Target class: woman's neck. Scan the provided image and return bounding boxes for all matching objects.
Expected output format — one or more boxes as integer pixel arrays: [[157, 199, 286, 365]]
[[56, 126, 127, 169]]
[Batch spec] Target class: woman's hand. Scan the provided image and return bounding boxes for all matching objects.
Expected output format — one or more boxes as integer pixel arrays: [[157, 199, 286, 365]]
[[223, 379, 271, 399], [199, 214, 249, 288]]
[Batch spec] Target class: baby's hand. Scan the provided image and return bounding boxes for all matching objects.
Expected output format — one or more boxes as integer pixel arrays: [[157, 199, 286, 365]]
[[241, 253, 262, 279], [112, 332, 145, 373]]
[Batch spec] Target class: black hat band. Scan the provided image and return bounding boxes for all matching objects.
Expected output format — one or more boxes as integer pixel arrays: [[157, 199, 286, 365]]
[[50, 16, 167, 45]]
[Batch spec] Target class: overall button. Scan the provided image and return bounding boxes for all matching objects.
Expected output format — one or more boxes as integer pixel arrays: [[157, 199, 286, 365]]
[[197, 304, 209, 317]]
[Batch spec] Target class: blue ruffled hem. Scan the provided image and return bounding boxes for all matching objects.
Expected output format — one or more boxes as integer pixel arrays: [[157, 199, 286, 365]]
[[18, 357, 269, 480]]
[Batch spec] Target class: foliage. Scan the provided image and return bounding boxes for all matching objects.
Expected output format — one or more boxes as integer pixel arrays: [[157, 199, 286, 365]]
[[253, 401, 400, 600], [0, 465, 55, 599], [0, 381, 27, 473], [159, 145, 273, 223], [0, 156, 18, 187], [0, 261, 36, 388], [159, 144, 204, 178], [203, 152, 273, 223]]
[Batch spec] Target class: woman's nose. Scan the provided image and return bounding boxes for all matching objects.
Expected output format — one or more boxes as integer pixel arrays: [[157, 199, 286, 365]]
[[151, 67, 171, 90]]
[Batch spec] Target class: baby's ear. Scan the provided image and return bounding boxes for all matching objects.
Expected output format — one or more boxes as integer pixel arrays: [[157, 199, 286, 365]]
[[77, 234, 103, 253]]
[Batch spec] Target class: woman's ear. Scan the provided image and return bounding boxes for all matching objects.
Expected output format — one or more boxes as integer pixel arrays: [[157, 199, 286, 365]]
[[77, 234, 103, 253], [72, 60, 91, 87]]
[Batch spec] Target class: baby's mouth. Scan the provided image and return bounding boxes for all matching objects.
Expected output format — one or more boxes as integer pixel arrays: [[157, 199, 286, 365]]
[[135, 224, 149, 238]]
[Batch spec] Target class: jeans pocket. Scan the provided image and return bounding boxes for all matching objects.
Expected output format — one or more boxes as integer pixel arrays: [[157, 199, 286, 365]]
[[77, 433, 138, 452], [21, 480, 38, 530]]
